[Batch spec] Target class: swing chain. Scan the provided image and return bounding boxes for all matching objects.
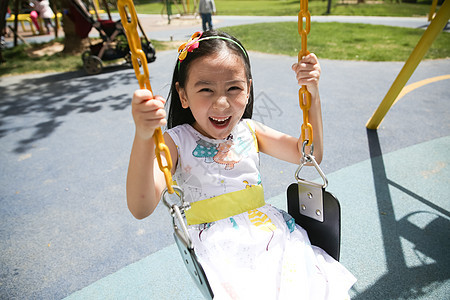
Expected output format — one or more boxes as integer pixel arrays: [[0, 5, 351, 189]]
[[118, 0, 174, 194], [118, 0, 151, 91], [298, 0, 313, 148], [298, 0, 311, 59]]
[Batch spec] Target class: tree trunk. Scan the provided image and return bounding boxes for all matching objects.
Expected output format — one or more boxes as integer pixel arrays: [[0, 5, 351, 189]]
[[0, 0, 10, 62], [0, 0, 9, 38], [61, 13, 88, 54], [57, 0, 89, 54]]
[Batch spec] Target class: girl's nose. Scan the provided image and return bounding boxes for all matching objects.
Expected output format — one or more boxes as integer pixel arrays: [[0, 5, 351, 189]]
[[213, 96, 230, 110]]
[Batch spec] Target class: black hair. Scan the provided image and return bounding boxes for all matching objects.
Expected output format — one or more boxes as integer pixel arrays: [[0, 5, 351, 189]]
[[166, 30, 254, 129]]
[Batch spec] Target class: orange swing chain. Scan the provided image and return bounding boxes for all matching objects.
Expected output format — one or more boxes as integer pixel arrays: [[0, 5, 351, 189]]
[[117, 0, 174, 194], [298, 0, 313, 147]]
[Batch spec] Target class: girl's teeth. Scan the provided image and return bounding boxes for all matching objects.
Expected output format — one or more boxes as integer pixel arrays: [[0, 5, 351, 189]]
[[210, 117, 230, 124], [211, 117, 230, 122]]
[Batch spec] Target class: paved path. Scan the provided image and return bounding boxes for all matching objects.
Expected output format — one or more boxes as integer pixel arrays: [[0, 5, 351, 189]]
[[1, 14, 449, 300]]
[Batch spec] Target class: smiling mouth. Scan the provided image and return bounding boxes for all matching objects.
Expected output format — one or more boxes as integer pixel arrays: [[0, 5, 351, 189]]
[[209, 116, 231, 127]]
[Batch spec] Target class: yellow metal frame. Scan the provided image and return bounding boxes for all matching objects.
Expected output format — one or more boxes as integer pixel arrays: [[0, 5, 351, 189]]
[[6, 12, 62, 35], [366, 0, 450, 130], [429, 0, 439, 21]]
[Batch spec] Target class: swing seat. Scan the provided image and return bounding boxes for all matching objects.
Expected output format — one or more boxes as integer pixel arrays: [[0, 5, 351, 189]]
[[173, 230, 214, 300], [171, 184, 341, 300], [287, 183, 341, 261]]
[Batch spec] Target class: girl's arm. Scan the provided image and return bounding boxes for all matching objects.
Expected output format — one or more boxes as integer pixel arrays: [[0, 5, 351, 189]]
[[126, 89, 177, 219], [256, 53, 323, 164]]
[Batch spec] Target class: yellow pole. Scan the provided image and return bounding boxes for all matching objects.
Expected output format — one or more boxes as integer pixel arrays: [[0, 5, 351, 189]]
[[428, 0, 439, 21], [93, 0, 101, 12], [91, 0, 100, 20], [366, 0, 450, 130]]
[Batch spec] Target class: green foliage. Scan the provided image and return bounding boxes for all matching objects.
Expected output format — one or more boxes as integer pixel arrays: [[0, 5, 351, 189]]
[[0, 39, 169, 77], [0, 42, 82, 76]]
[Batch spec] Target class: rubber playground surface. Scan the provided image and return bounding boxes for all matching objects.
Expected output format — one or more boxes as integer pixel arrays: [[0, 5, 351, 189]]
[[1, 15, 449, 299]]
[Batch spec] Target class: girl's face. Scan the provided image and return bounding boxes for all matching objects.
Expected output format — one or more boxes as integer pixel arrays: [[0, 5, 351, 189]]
[[176, 51, 251, 139]]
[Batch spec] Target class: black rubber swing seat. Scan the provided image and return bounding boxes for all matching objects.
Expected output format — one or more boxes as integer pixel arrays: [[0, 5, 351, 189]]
[[287, 183, 341, 261]]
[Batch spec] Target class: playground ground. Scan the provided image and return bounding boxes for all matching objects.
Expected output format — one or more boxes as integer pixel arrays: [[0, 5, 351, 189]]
[[1, 14, 449, 299]]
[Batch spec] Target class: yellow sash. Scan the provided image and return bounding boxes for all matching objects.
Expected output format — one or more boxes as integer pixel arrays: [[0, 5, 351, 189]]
[[185, 185, 265, 225]]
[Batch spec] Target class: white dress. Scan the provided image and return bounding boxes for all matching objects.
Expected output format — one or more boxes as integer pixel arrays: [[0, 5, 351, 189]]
[[166, 120, 356, 299]]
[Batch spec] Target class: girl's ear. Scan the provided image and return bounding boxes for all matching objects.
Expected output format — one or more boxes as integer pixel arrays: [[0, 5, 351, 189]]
[[175, 82, 189, 108]]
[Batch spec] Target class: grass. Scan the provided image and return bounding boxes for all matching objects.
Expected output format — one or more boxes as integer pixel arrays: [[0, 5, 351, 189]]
[[1, 23, 449, 77], [0, 39, 172, 77], [132, 0, 433, 17], [1, 40, 82, 75], [222, 22, 450, 61]]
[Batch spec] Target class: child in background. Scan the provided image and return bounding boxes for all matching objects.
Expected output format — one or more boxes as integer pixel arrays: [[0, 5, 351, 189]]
[[198, 0, 216, 31], [127, 30, 356, 299], [30, 0, 54, 34]]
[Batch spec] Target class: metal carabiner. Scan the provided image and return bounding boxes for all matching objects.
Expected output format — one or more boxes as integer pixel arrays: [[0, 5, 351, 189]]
[[295, 141, 327, 189], [161, 186, 192, 248], [295, 142, 328, 222], [301, 139, 314, 158]]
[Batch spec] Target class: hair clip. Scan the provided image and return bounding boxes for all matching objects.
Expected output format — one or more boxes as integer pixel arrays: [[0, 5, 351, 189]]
[[178, 31, 203, 61]]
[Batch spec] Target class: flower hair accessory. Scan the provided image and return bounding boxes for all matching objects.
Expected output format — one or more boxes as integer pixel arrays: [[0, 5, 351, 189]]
[[178, 31, 203, 62]]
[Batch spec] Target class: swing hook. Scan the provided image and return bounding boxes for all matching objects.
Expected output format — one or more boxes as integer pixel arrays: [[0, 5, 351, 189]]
[[301, 139, 314, 160], [161, 186, 193, 249], [294, 141, 328, 222], [295, 141, 327, 189]]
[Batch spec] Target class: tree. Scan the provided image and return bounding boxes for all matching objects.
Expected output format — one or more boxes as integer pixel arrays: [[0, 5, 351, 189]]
[[0, 0, 89, 60], [0, 0, 11, 63], [55, 0, 89, 54]]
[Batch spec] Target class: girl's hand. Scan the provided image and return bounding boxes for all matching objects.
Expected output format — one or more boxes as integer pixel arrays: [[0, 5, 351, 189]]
[[291, 53, 321, 99], [131, 89, 167, 140]]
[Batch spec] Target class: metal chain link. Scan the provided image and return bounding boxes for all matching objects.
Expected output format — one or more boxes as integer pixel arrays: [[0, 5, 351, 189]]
[[118, 0, 174, 194], [298, 0, 313, 147]]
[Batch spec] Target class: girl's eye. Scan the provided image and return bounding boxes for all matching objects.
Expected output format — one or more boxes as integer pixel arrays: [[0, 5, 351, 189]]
[[228, 86, 243, 92], [199, 88, 213, 93]]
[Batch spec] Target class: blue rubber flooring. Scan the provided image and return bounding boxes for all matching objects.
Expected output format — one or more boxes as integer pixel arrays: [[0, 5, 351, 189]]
[[63, 136, 450, 300]]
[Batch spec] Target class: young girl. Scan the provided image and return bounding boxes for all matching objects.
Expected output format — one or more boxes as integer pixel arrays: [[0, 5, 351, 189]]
[[127, 30, 356, 299]]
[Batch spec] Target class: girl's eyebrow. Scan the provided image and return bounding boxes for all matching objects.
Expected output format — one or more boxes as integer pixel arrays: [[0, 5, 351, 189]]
[[194, 80, 213, 87], [194, 79, 246, 87]]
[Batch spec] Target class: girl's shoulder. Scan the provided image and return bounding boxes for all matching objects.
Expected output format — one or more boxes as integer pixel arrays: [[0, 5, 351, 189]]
[[166, 124, 217, 148], [165, 124, 194, 145], [166, 123, 191, 135]]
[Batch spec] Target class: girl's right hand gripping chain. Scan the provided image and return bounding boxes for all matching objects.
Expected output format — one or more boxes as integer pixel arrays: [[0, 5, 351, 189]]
[[132, 89, 167, 141]]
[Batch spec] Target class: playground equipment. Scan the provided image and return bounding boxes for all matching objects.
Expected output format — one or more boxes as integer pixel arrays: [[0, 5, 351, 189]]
[[118, 0, 341, 297], [366, 0, 450, 129], [6, 12, 62, 35], [286, 0, 341, 262], [163, 0, 198, 24]]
